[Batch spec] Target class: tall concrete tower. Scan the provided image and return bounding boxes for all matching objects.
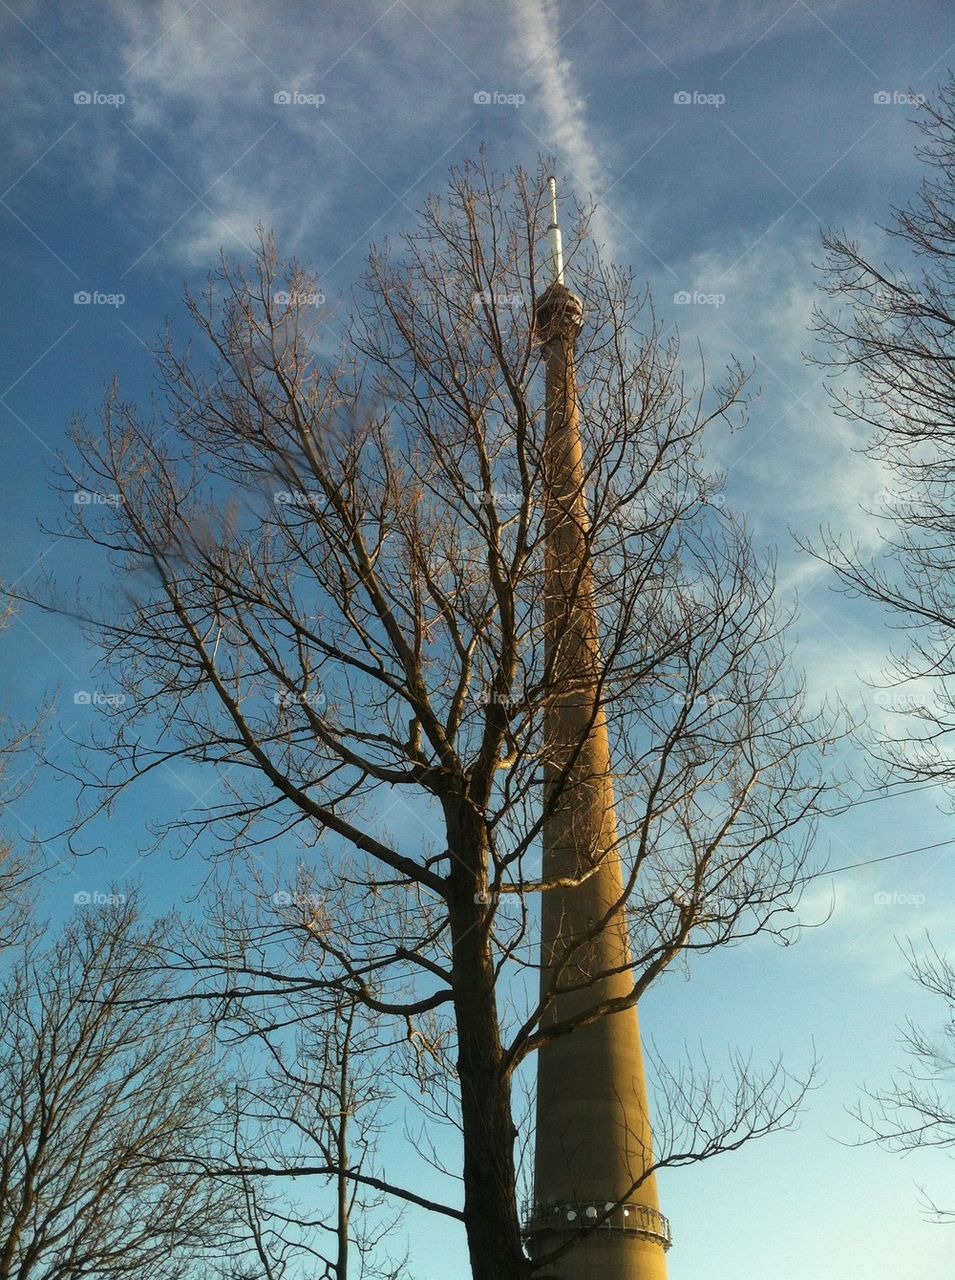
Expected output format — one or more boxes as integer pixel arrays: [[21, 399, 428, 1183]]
[[525, 179, 671, 1280]]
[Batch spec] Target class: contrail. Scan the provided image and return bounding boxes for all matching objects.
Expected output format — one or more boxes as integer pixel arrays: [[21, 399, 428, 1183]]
[[514, 0, 613, 255]]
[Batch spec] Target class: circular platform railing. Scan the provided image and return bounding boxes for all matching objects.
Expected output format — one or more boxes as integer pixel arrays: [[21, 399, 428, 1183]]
[[522, 1199, 672, 1250]]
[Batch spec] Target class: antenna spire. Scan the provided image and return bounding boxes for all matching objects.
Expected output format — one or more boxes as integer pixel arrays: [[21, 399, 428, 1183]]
[[546, 175, 564, 285]]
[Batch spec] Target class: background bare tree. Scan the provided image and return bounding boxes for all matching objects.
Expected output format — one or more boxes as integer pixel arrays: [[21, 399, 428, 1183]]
[[188, 881, 411, 1280], [853, 940, 955, 1222], [30, 159, 840, 1279], [811, 77, 955, 1230], [0, 893, 241, 1280], [812, 75, 955, 788], [0, 602, 48, 949]]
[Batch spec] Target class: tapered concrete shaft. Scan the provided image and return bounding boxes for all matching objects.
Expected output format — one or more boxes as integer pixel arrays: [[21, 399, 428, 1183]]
[[528, 280, 670, 1280]]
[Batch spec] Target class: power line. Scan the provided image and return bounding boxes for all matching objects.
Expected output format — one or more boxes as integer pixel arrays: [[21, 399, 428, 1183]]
[[803, 835, 955, 884], [839, 778, 952, 811]]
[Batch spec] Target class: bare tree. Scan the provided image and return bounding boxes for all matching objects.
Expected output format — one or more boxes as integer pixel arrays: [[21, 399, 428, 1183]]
[[0, 893, 241, 1280], [853, 939, 955, 1221], [191, 883, 411, 1280], [812, 76, 955, 788], [811, 77, 955, 1229], [0, 602, 47, 949], [30, 159, 840, 1279]]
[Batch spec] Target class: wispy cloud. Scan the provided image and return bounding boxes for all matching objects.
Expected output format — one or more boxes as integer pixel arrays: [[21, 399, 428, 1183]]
[[637, 0, 862, 69], [800, 866, 955, 985]]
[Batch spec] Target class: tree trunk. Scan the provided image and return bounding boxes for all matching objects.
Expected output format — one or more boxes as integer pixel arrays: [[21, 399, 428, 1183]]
[[447, 808, 529, 1280]]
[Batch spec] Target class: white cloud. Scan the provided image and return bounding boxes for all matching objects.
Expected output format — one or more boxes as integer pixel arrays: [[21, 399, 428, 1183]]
[[645, 221, 915, 711], [662, 228, 888, 544], [98, 0, 478, 270]]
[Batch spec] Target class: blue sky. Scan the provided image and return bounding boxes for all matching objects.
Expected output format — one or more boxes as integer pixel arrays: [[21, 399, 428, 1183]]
[[3, 2, 955, 1277]]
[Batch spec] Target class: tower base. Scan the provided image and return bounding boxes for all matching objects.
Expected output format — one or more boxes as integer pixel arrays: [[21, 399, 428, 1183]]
[[527, 1230, 669, 1280]]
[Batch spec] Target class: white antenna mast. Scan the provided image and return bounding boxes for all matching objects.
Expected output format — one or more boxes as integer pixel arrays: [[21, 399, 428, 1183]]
[[546, 175, 564, 285]]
